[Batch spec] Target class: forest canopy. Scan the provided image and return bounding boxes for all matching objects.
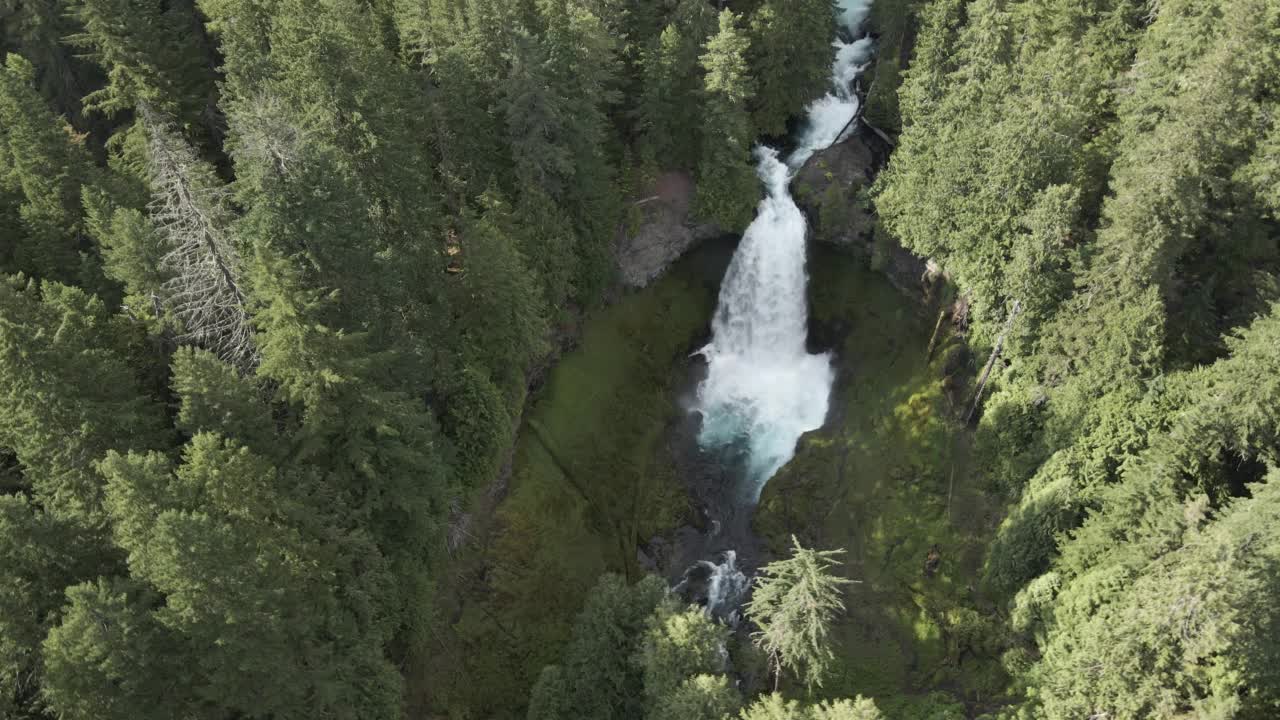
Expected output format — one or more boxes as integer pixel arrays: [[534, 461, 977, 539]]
[[1, 0, 1278, 719]]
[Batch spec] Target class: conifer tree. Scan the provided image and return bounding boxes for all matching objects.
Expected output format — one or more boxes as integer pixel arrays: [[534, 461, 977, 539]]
[[0, 497, 115, 720], [529, 0, 627, 300], [747, 0, 838, 137], [695, 10, 758, 231], [502, 29, 576, 200], [41, 577, 192, 720], [0, 1, 103, 132], [0, 278, 169, 523], [636, 4, 715, 168], [69, 0, 220, 139], [639, 603, 731, 708], [739, 694, 883, 720], [0, 55, 107, 290], [526, 574, 669, 720], [651, 674, 741, 720], [746, 537, 852, 691]]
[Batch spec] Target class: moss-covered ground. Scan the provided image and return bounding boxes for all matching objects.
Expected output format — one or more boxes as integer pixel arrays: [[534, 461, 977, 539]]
[[755, 246, 1012, 718], [407, 249, 721, 719]]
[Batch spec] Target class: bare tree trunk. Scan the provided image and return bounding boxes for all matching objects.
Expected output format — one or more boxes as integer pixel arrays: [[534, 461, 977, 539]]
[[925, 308, 947, 363], [861, 117, 897, 148], [965, 300, 1021, 424]]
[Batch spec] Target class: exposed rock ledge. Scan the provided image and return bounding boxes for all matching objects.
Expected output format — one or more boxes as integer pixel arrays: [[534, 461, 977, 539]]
[[793, 127, 934, 301], [615, 171, 723, 288]]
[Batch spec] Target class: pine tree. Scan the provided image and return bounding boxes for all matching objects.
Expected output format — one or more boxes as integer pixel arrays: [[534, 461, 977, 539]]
[[69, 0, 220, 139], [0, 277, 169, 523], [0, 55, 107, 290], [526, 574, 669, 720], [695, 10, 758, 231], [636, 4, 715, 168], [639, 602, 733, 711], [748, 0, 838, 137], [88, 433, 405, 719], [0, 497, 115, 719], [41, 577, 192, 720], [745, 537, 852, 691], [739, 694, 883, 720], [537, 0, 627, 299], [502, 29, 576, 200], [0, 1, 104, 133], [170, 347, 276, 452], [514, 186, 579, 313], [650, 675, 741, 720]]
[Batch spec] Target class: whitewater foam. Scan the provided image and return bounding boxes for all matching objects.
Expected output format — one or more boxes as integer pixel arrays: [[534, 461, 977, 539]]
[[694, 0, 874, 502]]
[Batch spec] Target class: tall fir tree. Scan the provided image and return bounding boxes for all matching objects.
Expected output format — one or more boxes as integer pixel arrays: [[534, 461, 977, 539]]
[[695, 10, 758, 232], [0, 55, 109, 291], [69, 0, 221, 143], [747, 0, 838, 137], [636, 2, 716, 168]]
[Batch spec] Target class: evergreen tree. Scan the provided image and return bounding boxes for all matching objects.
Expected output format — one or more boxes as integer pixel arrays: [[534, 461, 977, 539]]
[[639, 602, 734, 712], [0, 0, 104, 132], [695, 10, 758, 231], [69, 0, 220, 139], [739, 694, 883, 720], [40, 578, 195, 720], [88, 433, 405, 718], [748, 0, 837, 137], [526, 574, 668, 720], [0, 55, 107, 290], [502, 29, 576, 200], [514, 186, 579, 313], [745, 537, 852, 691], [0, 497, 114, 719], [636, 3, 715, 168], [536, 0, 626, 299], [0, 278, 169, 523], [650, 674, 741, 720]]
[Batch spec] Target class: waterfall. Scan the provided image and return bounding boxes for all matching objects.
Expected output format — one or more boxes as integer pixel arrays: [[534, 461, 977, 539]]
[[694, 1, 875, 504]]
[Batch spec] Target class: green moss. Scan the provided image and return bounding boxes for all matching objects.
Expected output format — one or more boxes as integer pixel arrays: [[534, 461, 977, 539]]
[[408, 260, 716, 719], [756, 248, 1013, 711]]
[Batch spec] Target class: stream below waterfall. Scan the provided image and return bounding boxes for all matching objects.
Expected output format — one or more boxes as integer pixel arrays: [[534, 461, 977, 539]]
[[673, 0, 876, 620]]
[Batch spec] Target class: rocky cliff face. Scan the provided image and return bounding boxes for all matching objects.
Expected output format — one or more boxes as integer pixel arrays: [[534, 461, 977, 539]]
[[794, 128, 934, 300], [616, 130, 936, 300], [615, 171, 723, 288]]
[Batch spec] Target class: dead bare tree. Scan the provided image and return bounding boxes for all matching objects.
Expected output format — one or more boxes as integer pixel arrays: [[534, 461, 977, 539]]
[[965, 300, 1021, 424], [141, 104, 257, 368]]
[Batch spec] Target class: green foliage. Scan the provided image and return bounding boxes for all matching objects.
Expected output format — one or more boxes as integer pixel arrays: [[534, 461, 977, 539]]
[[640, 602, 734, 711], [739, 693, 884, 720], [87, 432, 405, 718], [526, 573, 668, 720], [41, 578, 187, 720], [748, 0, 838, 137], [0, 497, 111, 719], [872, 0, 1280, 712], [652, 674, 742, 720], [0, 278, 168, 522], [637, 3, 716, 168], [69, 0, 219, 138], [695, 10, 758, 231], [747, 536, 853, 691], [0, 55, 108, 290]]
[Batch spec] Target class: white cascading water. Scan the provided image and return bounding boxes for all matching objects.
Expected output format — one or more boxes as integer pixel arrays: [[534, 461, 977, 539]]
[[695, 0, 875, 505]]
